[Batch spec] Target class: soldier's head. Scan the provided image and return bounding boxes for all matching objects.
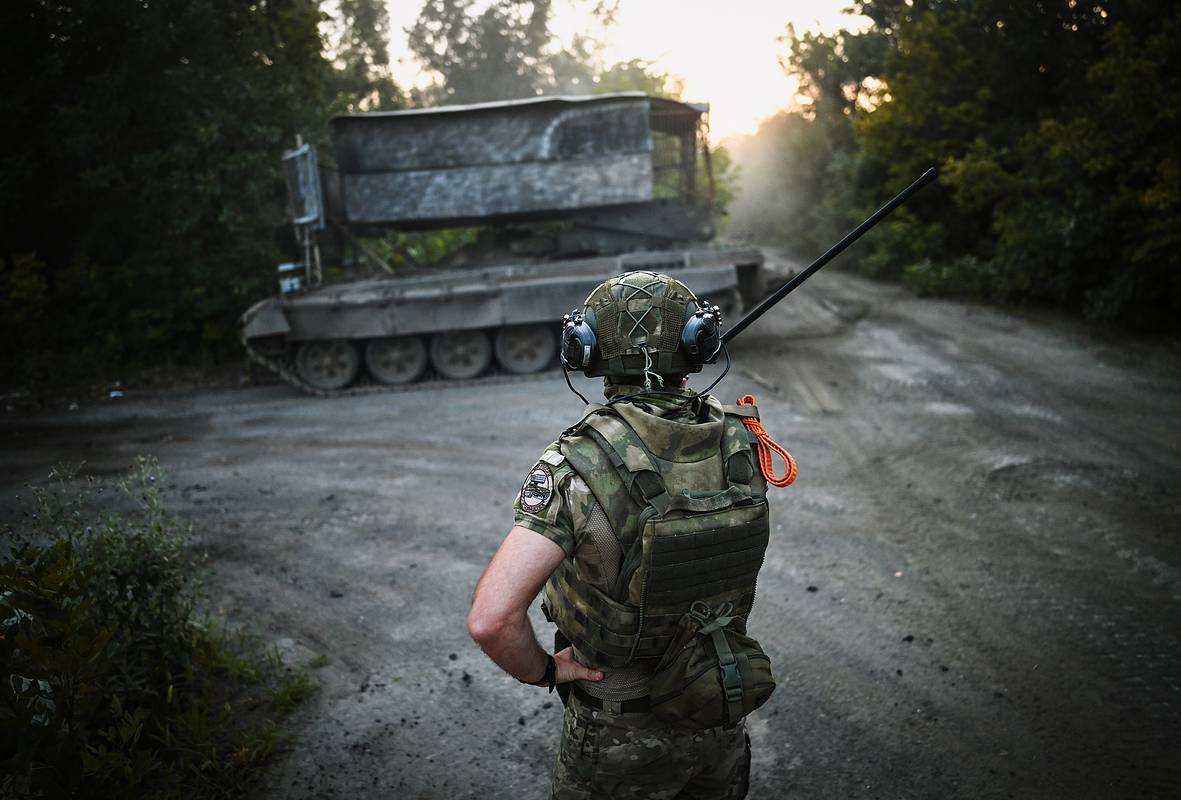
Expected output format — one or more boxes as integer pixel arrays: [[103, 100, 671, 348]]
[[559, 271, 722, 389]]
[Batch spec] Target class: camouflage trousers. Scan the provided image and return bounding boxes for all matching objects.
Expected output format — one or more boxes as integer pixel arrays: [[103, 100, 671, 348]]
[[550, 692, 751, 800]]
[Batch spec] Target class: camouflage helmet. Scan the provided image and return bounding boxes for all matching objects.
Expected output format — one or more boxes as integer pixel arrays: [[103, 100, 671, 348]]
[[561, 271, 722, 379]]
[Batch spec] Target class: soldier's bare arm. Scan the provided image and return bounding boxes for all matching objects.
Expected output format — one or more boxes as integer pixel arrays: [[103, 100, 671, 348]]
[[468, 525, 605, 685]]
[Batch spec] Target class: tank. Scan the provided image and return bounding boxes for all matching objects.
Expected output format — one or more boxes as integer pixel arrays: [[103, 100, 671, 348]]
[[241, 93, 765, 394]]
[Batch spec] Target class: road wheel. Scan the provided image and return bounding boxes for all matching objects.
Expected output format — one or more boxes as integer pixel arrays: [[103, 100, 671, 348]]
[[494, 325, 556, 374], [295, 340, 360, 391], [365, 336, 428, 385], [429, 330, 492, 380]]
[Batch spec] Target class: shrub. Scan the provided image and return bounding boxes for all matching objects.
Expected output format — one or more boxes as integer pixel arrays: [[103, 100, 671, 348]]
[[902, 255, 1000, 301], [0, 459, 312, 799]]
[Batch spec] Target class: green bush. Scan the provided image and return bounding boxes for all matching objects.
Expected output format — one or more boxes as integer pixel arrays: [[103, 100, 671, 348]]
[[1, 459, 312, 799], [731, 1, 1180, 331], [902, 255, 1000, 301]]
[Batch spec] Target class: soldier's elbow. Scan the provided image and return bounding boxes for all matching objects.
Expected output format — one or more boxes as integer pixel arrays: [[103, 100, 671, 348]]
[[467, 603, 506, 646]]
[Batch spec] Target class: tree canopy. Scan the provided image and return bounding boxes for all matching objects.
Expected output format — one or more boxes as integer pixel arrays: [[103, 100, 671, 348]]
[[730, 0, 1180, 330], [1, 0, 333, 382], [405, 0, 678, 103]]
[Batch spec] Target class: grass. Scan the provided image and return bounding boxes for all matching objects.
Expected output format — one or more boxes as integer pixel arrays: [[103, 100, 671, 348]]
[[0, 458, 316, 799]]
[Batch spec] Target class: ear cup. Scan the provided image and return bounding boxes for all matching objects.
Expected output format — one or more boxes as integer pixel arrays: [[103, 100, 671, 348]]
[[680, 306, 721, 365], [560, 310, 598, 370]]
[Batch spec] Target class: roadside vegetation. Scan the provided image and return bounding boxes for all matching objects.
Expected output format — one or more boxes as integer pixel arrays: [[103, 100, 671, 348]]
[[0, 459, 314, 798], [728, 0, 1179, 331]]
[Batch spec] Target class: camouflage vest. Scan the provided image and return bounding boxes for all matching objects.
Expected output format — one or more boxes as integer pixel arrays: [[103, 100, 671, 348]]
[[544, 396, 769, 669]]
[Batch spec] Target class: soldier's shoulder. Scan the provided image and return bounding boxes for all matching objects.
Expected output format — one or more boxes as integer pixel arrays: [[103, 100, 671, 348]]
[[530, 440, 577, 483]]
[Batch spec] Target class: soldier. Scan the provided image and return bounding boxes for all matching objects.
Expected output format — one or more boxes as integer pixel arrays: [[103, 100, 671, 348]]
[[468, 271, 792, 799]]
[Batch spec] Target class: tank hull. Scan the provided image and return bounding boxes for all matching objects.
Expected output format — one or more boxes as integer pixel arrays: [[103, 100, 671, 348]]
[[242, 246, 764, 395]]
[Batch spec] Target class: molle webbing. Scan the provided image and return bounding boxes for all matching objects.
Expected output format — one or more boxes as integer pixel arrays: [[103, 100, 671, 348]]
[[643, 517, 768, 608], [545, 561, 674, 667], [721, 403, 760, 420]]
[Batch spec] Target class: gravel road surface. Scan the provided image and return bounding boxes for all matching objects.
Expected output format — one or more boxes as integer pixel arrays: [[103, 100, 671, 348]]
[[3, 263, 1179, 799]]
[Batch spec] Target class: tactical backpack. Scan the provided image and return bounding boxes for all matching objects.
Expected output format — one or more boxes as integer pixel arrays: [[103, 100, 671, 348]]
[[544, 397, 775, 728]]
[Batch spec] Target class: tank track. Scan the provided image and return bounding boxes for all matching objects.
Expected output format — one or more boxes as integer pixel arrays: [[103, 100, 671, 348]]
[[241, 331, 559, 398]]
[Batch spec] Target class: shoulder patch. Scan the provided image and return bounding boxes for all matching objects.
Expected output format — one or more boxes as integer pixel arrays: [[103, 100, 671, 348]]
[[540, 450, 565, 467], [519, 462, 555, 514]]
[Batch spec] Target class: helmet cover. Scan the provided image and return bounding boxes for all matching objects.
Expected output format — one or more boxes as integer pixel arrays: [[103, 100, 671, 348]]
[[581, 271, 704, 378]]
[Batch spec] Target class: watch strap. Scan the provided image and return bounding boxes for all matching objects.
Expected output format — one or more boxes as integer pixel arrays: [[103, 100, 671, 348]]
[[516, 653, 557, 692]]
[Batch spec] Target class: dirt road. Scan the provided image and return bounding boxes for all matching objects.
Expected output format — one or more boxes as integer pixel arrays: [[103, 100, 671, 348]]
[[3, 261, 1179, 799]]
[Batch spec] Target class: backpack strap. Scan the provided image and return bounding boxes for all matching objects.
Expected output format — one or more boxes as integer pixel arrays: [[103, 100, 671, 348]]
[[696, 603, 746, 726], [581, 413, 674, 516], [721, 410, 759, 488], [563, 402, 609, 435], [566, 402, 760, 517], [710, 626, 746, 726]]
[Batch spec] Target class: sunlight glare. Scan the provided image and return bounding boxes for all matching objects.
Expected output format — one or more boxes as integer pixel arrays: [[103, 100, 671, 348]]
[[385, 0, 867, 141]]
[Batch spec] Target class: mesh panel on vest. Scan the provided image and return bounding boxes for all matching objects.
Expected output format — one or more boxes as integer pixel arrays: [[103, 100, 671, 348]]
[[575, 651, 653, 701], [584, 502, 620, 588], [577, 497, 653, 700]]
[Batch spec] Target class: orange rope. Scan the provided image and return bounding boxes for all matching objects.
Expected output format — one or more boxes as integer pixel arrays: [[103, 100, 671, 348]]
[[736, 394, 797, 487]]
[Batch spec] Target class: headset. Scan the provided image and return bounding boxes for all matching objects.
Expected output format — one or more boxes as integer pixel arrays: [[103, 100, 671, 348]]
[[559, 301, 723, 373]]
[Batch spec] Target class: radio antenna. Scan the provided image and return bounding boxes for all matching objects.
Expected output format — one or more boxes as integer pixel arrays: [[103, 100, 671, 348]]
[[723, 167, 938, 345]]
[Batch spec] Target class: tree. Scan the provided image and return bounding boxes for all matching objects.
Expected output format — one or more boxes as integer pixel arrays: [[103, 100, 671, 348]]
[[404, 0, 677, 104], [730, 0, 1179, 329], [0, 0, 331, 381], [982, 1, 1181, 324], [406, 0, 556, 104], [851, 0, 1178, 326], [322, 0, 403, 110], [728, 21, 886, 259], [592, 58, 682, 98]]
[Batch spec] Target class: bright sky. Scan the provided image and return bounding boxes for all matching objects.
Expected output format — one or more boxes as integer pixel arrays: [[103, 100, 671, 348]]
[[385, 0, 868, 141]]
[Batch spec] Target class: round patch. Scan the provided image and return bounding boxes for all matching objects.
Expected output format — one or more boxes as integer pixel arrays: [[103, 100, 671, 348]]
[[519, 463, 554, 514]]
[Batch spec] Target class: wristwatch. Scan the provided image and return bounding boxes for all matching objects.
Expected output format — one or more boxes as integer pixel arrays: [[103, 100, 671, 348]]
[[516, 653, 557, 692]]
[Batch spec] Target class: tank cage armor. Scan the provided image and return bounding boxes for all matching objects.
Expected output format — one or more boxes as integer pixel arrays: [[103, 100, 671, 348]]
[[543, 400, 770, 669]]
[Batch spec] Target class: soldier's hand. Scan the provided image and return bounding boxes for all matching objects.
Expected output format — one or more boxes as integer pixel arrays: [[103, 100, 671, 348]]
[[553, 646, 605, 683]]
